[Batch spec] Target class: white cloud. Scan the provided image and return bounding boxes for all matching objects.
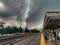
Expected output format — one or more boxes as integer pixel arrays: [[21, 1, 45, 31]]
[[0, 1, 5, 12], [29, 22, 43, 29]]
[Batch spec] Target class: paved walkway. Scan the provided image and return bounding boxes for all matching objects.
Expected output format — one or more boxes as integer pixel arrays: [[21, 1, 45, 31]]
[[40, 33, 60, 45], [46, 39, 60, 45], [40, 33, 46, 45]]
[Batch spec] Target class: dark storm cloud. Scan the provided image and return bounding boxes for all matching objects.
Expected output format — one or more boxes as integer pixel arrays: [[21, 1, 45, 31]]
[[0, 0, 28, 19], [0, 0, 29, 28], [0, 0, 60, 29], [26, 0, 60, 28], [0, 0, 16, 19], [0, 0, 30, 26], [26, 0, 49, 26]]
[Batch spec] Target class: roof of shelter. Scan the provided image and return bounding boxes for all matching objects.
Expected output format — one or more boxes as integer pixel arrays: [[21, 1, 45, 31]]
[[46, 11, 60, 17]]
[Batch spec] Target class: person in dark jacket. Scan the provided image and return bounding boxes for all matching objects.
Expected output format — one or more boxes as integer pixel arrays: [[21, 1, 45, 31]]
[[44, 32, 48, 42]]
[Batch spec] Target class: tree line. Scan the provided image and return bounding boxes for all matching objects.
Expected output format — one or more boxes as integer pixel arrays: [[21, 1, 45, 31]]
[[0, 22, 40, 34]]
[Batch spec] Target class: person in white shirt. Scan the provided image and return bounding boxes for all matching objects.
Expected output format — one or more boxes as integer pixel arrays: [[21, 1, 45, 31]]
[[57, 28, 60, 41], [58, 32, 60, 37]]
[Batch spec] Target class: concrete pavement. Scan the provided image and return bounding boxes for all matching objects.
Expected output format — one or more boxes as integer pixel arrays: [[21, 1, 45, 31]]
[[40, 33, 60, 45]]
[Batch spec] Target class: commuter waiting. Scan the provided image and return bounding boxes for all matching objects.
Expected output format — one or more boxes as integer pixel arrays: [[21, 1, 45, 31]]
[[57, 28, 60, 41], [44, 32, 48, 42]]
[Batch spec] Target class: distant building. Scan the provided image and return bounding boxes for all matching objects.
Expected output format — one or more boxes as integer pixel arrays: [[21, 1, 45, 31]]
[[43, 11, 60, 29]]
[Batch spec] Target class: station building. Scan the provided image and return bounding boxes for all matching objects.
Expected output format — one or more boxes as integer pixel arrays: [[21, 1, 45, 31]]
[[43, 12, 60, 30]]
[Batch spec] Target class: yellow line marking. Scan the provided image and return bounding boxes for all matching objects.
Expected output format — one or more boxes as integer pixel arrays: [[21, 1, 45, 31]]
[[40, 33, 46, 45]]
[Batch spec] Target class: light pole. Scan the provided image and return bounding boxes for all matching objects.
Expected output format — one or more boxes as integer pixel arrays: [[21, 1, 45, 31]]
[[14, 0, 21, 34]]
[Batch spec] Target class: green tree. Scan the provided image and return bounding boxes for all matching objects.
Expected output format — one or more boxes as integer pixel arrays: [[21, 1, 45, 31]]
[[19, 26, 23, 33], [25, 27, 29, 33], [30, 28, 40, 33], [0, 22, 5, 29]]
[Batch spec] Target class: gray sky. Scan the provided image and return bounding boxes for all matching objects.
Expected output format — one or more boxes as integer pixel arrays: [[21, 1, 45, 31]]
[[0, 0, 60, 29]]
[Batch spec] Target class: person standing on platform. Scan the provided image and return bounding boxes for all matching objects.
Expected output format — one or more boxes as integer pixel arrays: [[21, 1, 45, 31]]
[[51, 30, 57, 45], [57, 28, 60, 41], [44, 32, 48, 42]]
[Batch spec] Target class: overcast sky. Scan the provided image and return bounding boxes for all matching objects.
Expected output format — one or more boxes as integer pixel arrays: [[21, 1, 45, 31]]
[[0, 0, 60, 29]]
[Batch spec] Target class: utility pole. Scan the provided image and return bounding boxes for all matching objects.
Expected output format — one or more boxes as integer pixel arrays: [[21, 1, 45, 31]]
[[14, 0, 21, 34]]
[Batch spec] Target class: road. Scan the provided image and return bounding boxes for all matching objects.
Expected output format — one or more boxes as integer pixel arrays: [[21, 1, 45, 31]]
[[0, 34, 40, 45]]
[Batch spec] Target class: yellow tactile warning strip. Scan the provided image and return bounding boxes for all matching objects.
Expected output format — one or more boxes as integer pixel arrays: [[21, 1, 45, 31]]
[[40, 33, 46, 45]]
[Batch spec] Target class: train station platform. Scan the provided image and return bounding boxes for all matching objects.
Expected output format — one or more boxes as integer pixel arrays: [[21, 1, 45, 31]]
[[40, 33, 46, 45], [40, 33, 60, 45]]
